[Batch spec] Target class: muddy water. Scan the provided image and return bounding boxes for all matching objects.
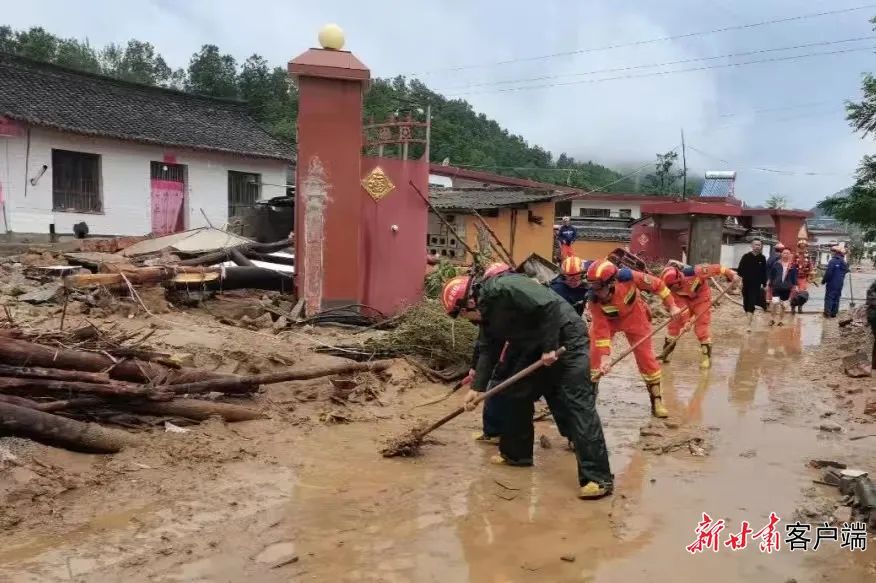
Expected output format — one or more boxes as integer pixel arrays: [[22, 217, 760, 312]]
[[1, 311, 874, 582]]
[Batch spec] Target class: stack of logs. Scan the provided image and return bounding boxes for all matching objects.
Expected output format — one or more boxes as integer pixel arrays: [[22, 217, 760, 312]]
[[0, 328, 391, 454]]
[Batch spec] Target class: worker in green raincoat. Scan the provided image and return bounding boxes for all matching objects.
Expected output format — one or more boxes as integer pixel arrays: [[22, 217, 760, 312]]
[[441, 271, 613, 499]]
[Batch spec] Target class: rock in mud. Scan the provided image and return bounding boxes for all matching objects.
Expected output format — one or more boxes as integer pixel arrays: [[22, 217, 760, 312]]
[[739, 449, 757, 458], [560, 554, 576, 562], [539, 435, 551, 449], [18, 283, 63, 304], [253, 541, 297, 568], [827, 382, 841, 389], [819, 422, 843, 433]]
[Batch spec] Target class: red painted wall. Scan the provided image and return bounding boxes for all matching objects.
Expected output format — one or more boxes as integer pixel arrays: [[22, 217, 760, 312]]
[[773, 215, 805, 247], [295, 76, 365, 311], [361, 157, 429, 314], [630, 223, 687, 262]]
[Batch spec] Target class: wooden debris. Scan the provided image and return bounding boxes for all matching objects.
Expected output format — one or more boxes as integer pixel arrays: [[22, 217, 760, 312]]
[[0, 401, 138, 453]]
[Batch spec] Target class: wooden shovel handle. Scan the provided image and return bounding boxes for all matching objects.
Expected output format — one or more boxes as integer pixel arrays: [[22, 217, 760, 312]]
[[413, 347, 567, 440]]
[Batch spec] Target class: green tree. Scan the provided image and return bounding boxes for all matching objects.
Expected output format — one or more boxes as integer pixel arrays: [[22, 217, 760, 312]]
[[101, 40, 171, 85], [187, 44, 237, 98], [765, 194, 789, 209], [54, 38, 99, 73], [14, 27, 58, 62], [0, 25, 18, 53], [643, 151, 684, 195], [822, 15, 876, 239]]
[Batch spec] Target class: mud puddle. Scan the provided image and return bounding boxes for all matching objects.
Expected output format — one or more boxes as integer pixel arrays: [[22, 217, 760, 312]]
[[0, 308, 874, 582]]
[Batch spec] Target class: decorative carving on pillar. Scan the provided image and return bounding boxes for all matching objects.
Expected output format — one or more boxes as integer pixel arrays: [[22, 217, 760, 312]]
[[361, 167, 395, 201], [301, 156, 330, 315]]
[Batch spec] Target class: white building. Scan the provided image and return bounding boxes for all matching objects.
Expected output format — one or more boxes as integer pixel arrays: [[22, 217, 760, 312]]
[[0, 55, 292, 237]]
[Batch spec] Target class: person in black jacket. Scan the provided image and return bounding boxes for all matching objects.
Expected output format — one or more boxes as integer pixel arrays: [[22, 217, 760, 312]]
[[441, 271, 613, 499], [737, 238, 768, 330]]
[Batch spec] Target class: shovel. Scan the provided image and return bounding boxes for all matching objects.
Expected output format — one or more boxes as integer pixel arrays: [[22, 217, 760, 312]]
[[382, 347, 566, 457]]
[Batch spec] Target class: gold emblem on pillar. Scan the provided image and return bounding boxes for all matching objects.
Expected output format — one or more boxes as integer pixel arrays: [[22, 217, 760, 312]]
[[362, 167, 395, 201]]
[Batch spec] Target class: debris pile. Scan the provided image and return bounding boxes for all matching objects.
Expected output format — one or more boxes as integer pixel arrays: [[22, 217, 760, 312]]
[[0, 322, 392, 454], [316, 300, 477, 375]]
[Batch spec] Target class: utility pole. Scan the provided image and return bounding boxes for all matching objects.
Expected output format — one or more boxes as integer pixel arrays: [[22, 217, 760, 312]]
[[681, 129, 687, 199]]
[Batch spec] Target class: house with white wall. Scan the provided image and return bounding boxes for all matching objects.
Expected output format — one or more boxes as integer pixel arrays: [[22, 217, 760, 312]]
[[0, 54, 292, 237]]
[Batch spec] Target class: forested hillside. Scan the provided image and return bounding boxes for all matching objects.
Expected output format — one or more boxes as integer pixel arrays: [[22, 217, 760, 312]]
[[1, 25, 667, 193]]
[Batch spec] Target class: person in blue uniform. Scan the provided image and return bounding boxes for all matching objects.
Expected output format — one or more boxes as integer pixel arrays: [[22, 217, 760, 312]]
[[549, 256, 591, 316], [821, 247, 850, 318]]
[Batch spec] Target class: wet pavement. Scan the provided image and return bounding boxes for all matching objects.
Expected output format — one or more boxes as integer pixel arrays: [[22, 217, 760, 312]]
[[0, 296, 874, 582]]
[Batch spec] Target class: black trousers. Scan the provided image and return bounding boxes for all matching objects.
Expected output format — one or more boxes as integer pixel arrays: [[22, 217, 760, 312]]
[[499, 347, 613, 487], [742, 283, 766, 313]]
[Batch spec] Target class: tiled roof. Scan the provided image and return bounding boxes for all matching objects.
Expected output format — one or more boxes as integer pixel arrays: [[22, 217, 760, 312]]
[[0, 54, 292, 161], [564, 218, 632, 241], [429, 187, 556, 210]]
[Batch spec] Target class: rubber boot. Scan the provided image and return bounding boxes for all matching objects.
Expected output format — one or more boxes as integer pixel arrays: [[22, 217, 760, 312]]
[[700, 343, 712, 369], [647, 382, 669, 418], [659, 337, 677, 363], [578, 481, 612, 500]]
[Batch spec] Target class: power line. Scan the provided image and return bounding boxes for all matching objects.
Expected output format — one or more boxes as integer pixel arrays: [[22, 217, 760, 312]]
[[412, 4, 876, 75], [687, 144, 851, 176], [446, 45, 876, 97], [434, 36, 876, 92]]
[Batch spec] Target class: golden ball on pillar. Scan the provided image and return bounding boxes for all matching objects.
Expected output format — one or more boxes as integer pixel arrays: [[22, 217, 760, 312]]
[[318, 24, 345, 50]]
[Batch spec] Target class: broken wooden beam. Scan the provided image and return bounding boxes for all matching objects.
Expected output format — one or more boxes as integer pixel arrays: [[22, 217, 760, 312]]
[[0, 363, 114, 384], [0, 401, 138, 453], [64, 266, 218, 288]]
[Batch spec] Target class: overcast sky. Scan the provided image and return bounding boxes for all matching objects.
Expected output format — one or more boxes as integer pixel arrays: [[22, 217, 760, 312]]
[[5, 0, 876, 208]]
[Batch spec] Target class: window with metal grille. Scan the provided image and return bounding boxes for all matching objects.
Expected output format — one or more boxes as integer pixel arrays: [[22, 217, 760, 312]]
[[619, 209, 632, 218], [228, 171, 261, 219], [578, 208, 610, 218], [52, 149, 101, 213], [150, 161, 186, 182]]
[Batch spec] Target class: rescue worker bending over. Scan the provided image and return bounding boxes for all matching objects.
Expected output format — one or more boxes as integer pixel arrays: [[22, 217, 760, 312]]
[[586, 259, 682, 418], [550, 256, 591, 316], [659, 263, 738, 368], [442, 270, 613, 499]]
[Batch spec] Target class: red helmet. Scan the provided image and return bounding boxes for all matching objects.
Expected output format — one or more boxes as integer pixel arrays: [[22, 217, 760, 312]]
[[561, 256, 586, 277], [586, 259, 618, 286], [660, 266, 683, 288], [483, 262, 511, 279], [441, 275, 472, 316]]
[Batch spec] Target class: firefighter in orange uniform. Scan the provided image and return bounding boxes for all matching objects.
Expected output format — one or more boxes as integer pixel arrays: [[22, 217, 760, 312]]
[[586, 259, 682, 418], [659, 263, 738, 368]]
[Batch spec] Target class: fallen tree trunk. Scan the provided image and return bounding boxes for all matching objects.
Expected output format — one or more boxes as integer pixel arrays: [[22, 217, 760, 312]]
[[0, 394, 42, 409], [0, 377, 171, 399], [0, 363, 114, 384], [126, 399, 265, 422], [0, 401, 138, 453], [64, 266, 218, 288], [0, 338, 249, 389], [176, 239, 292, 267], [167, 266, 293, 293], [242, 250, 295, 266], [170, 359, 393, 394], [229, 248, 254, 267]]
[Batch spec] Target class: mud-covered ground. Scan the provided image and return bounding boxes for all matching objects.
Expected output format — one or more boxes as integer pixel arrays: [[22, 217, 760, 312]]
[[0, 272, 874, 582]]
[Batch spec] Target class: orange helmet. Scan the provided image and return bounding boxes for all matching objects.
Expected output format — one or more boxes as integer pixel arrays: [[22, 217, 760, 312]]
[[586, 259, 618, 286], [483, 262, 511, 279], [561, 256, 586, 277], [441, 275, 472, 317], [660, 265, 683, 288]]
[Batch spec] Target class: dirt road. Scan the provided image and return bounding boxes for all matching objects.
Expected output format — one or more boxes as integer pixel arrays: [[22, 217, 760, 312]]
[[0, 299, 874, 582]]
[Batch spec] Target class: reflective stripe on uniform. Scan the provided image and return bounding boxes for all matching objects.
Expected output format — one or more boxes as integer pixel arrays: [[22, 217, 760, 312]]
[[623, 289, 636, 304], [641, 370, 662, 382], [595, 339, 611, 348], [600, 305, 619, 314], [658, 287, 670, 299]]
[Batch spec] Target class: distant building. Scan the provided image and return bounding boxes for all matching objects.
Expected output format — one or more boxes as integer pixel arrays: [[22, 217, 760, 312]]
[[428, 186, 557, 264], [0, 54, 292, 237]]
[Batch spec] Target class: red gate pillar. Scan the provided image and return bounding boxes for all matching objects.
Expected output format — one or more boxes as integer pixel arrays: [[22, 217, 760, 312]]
[[288, 28, 370, 315]]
